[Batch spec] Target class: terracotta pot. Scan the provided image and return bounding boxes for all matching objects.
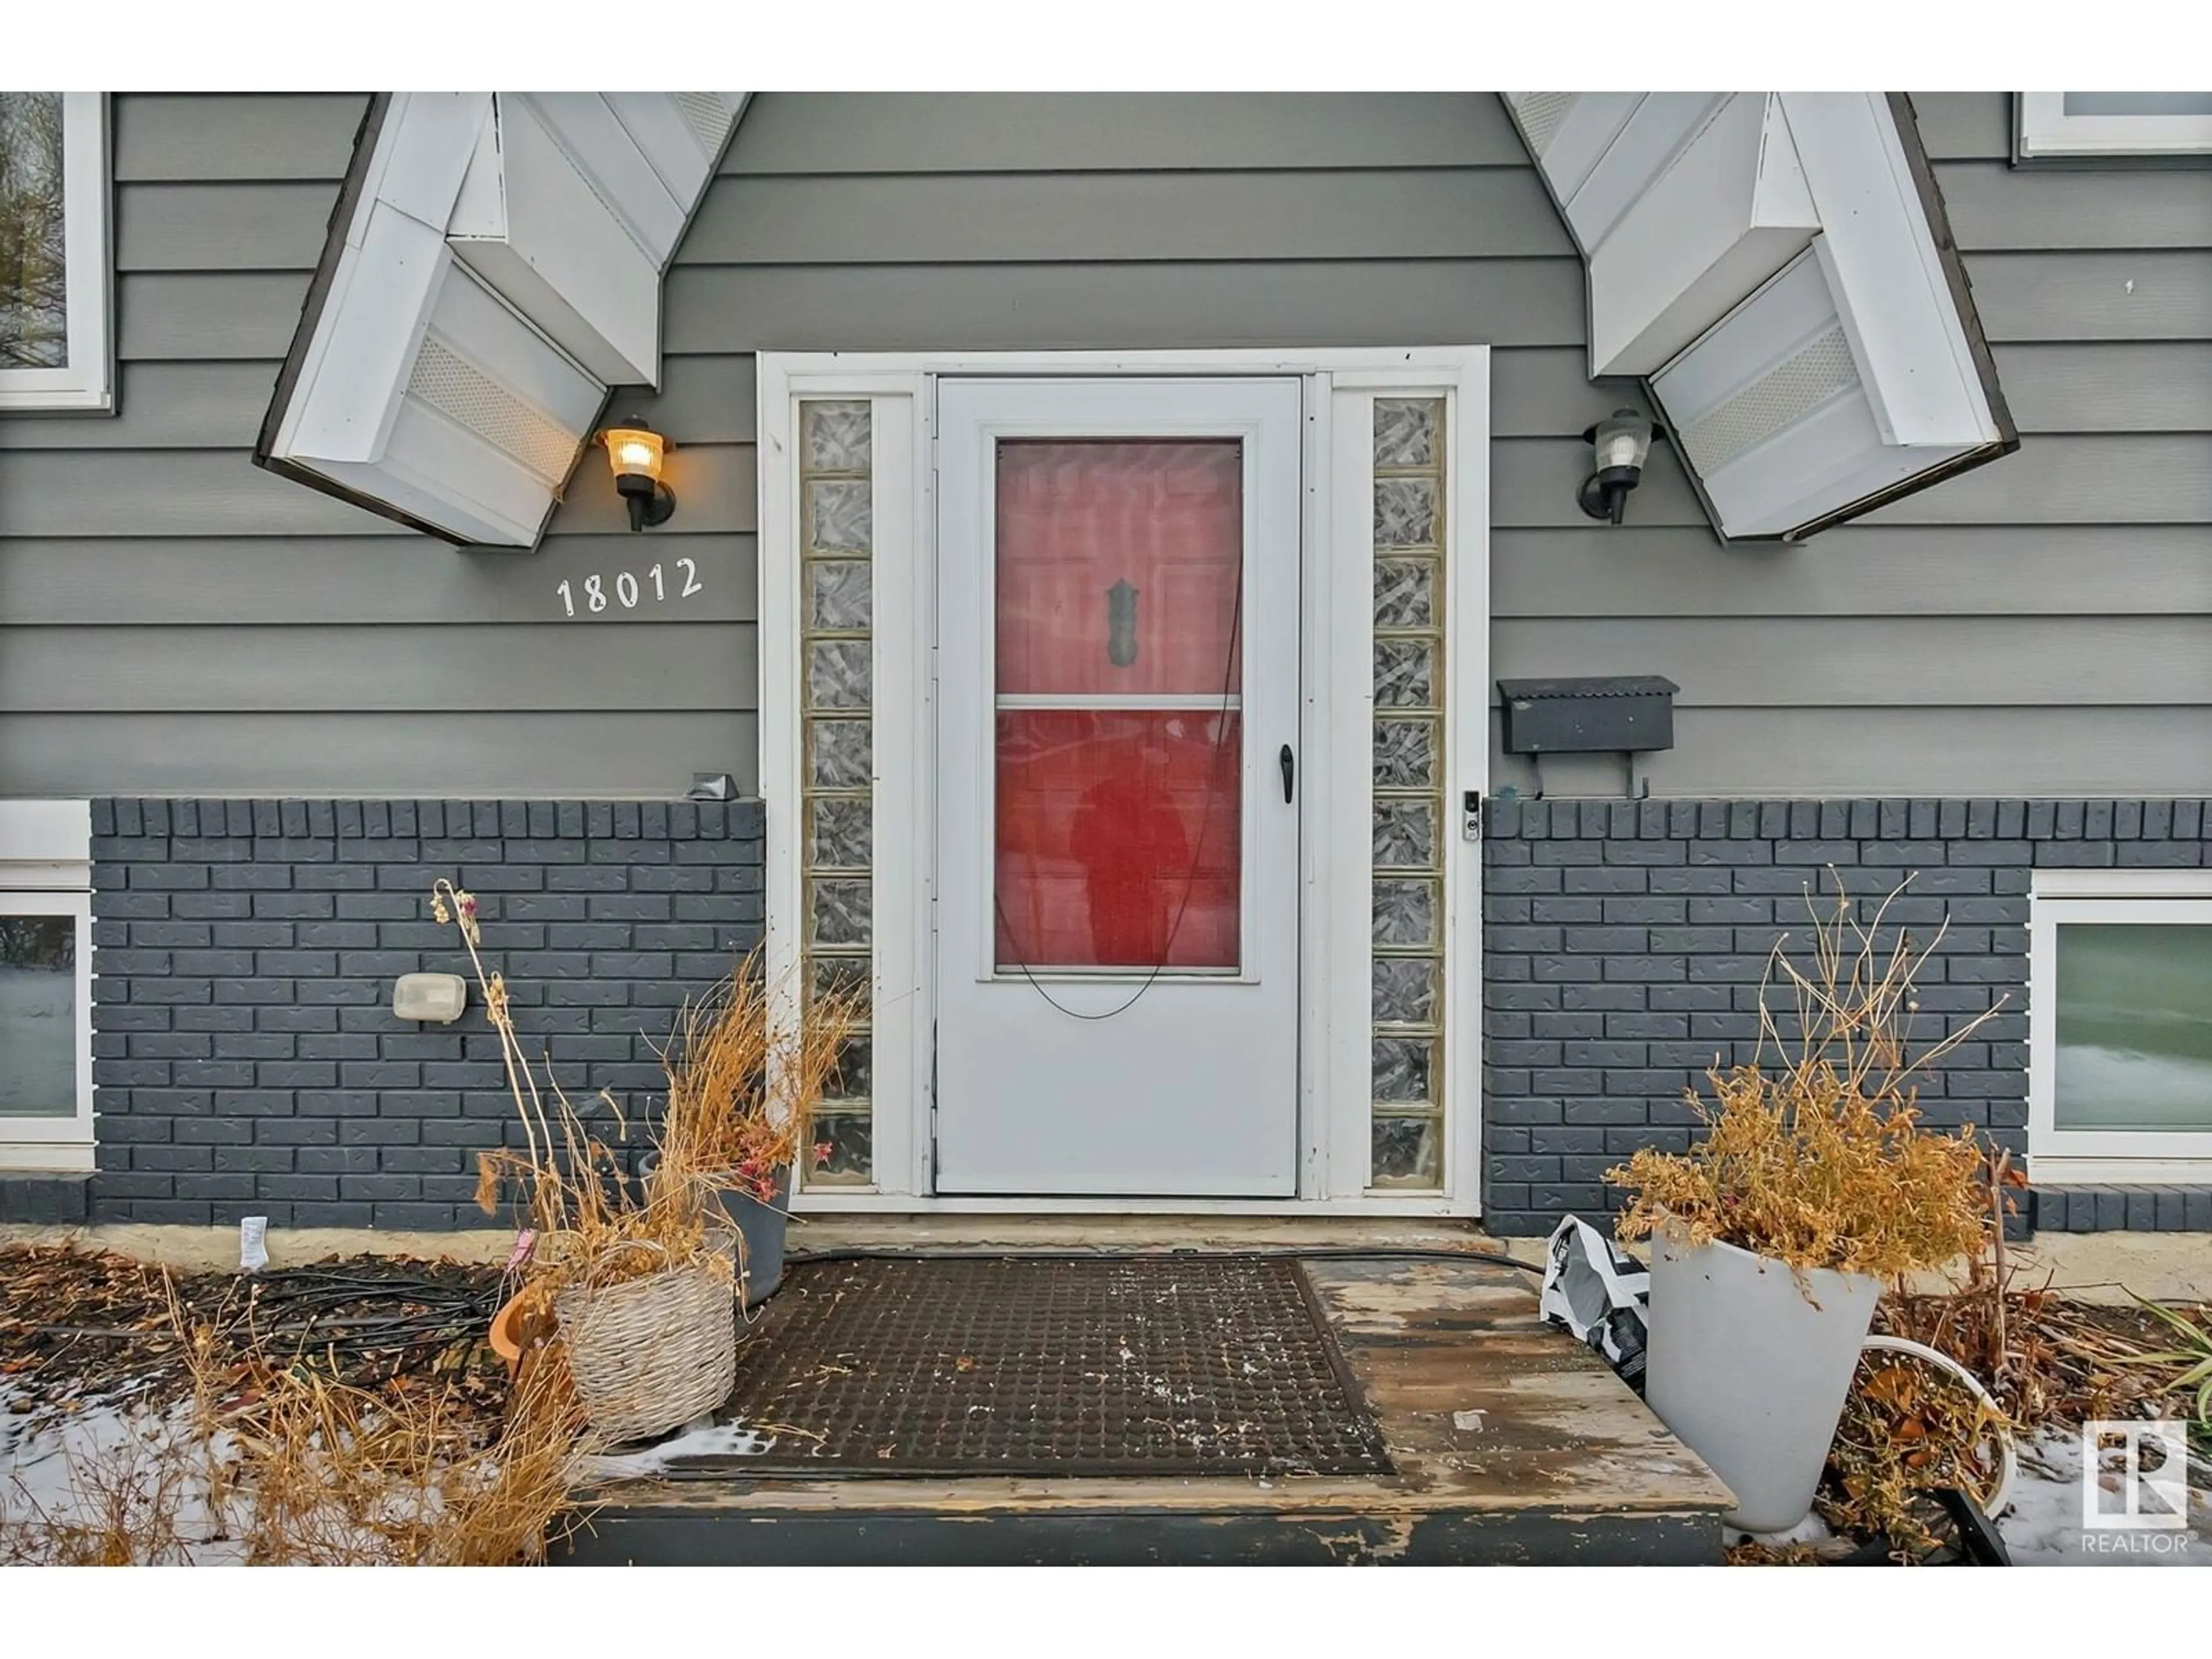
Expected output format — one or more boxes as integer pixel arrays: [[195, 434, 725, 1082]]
[[488, 1290, 529, 1378]]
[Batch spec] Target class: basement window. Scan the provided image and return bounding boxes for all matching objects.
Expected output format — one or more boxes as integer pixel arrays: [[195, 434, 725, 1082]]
[[2016, 93, 2212, 162], [2028, 872, 2212, 1183], [1, 804, 94, 1172], [0, 92, 112, 412]]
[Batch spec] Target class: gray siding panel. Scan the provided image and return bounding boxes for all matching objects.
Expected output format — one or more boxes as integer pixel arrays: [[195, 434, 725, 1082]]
[[1991, 344, 2212, 432], [120, 273, 312, 359], [0, 445, 755, 537], [1934, 164, 2212, 250], [113, 94, 365, 181], [720, 92, 1531, 173], [0, 624, 756, 712], [0, 362, 287, 449], [0, 536, 757, 624], [1, 714, 758, 797], [663, 260, 1590, 353], [1905, 92, 2012, 162], [5, 92, 2207, 801], [685, 169, 1576, 262], [1491, 527, 2212, 617], [1493, 618, 2212, 707], [1967, 253, 2212, 341], [116, 183, 337, 271], [1859, 436, 2212, 524]]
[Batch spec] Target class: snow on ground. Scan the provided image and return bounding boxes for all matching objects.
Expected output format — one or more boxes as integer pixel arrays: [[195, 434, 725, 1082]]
[[0, 1379, 246, 1564], [573, 1416, 782, 1481], [1998, 1427, 2209, 1566]]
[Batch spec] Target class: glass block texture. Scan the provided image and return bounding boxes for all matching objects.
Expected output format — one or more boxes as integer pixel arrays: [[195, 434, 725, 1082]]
[[800, 401, 874, 1182], [1369, 399, 1446, 1188]]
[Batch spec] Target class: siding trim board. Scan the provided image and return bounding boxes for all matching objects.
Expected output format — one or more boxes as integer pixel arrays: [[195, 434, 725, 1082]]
[[1478, 796, 2210, 1238]]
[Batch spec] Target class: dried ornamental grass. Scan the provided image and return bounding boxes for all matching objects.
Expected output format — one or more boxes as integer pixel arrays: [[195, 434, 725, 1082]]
[[653, 950, 858, 1207], [2, 1275, 593, 1566], [431, 883, 854, 1294], [1609, 876, 1997, 1280]]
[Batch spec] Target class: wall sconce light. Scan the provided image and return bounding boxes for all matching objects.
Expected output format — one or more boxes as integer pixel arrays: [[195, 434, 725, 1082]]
[[601, 418, 676, 531], [1577, 408, 1659, 525]]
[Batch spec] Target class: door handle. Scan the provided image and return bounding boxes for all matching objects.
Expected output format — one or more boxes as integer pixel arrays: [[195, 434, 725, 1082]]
[[1279, 744, 1295, 804]]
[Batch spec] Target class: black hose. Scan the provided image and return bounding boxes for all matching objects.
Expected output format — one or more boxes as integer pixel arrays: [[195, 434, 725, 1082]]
[[782, 1244, 1542, 1275]]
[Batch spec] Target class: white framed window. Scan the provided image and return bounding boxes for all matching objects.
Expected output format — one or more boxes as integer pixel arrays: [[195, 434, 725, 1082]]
[[2016, 93, 2212, 163], [1, 802, 95, 1171], [0, 92, 113, 413], [2028, 870, 2212, 1184]]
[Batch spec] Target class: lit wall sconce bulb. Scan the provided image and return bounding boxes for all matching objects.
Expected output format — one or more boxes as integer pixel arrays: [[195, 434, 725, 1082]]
[[600, 418, 677, 532], [1577, 408, 1659, 526]]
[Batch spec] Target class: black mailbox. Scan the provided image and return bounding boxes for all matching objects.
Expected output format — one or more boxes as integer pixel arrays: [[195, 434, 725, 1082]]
[[1496, 675, 1679, 755]]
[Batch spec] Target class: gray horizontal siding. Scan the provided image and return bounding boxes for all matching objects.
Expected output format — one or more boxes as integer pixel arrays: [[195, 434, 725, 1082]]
[[1, 93, 756, 797], [0, 624, 754, 711], [0, 714, 756, 797], [718, 92, 1533, 173], [661, 259, 1592, 351], [113, 94, 363, 181], [684, 169, 1577, 261], [0, 536, 757, 624], [3, 91, 2206, 801]]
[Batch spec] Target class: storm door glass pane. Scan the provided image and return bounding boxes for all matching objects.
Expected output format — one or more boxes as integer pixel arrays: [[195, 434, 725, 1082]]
[[2053, 923, 2212, 1132], [995, 441, 1243, 696], [992, 440, 1244, 972], [0, 914, 76, 1117]]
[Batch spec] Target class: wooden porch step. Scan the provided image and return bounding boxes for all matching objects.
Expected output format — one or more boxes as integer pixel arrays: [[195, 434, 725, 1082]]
[[558, 1252, 1735, 1566]]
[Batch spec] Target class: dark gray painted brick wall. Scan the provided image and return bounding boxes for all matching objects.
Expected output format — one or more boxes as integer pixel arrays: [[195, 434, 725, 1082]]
[[87, 798, 765, 1229], [1479, 797, 2210, 1238]]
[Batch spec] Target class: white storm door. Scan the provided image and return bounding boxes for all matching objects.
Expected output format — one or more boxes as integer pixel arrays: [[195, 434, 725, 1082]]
[[933, 377, 1304, 1196]]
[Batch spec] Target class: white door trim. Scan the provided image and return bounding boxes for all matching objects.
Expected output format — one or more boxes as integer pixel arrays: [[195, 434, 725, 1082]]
[[759, 348, 1490, 1216]]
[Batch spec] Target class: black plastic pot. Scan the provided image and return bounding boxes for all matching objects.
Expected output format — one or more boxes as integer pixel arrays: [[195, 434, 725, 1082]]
[[714, 1165, 792, 1308]]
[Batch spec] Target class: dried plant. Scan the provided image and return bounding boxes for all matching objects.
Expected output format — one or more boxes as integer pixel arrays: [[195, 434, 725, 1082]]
[[653, 950, 858, 1206], [199, 1342, 589, 1566], [1610, 875, 1997, 1280], [431, 881, 857, 1297], [2, 1274, 592, 1566], [1821, 1347, 2010, 1556], [431, 878, 719, 1295], [0, 1420, 202, 1566]]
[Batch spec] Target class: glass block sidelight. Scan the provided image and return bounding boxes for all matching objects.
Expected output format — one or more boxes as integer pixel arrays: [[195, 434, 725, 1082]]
[[1370, 398, 1446, 1188], [798, 400, 874, 1183]]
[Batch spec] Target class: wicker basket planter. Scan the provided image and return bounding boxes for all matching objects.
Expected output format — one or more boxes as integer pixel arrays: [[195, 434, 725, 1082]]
[[554, 1242, 738, 1445]]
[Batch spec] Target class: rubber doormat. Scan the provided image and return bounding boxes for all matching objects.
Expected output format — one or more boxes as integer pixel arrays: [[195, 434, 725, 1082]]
[[698, 1256, 1393, 1478]]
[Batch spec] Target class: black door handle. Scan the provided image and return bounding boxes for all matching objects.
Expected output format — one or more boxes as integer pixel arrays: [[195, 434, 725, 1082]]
[[1279, 744, 1295, 804]]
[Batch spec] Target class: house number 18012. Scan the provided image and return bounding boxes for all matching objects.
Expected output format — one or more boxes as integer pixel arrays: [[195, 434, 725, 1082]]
[[556, 559, 703, 616]]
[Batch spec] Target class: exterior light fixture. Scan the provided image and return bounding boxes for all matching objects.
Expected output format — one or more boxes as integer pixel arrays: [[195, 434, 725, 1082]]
[[601, 418, 676, 531], [1577, 408, 1657, 525]]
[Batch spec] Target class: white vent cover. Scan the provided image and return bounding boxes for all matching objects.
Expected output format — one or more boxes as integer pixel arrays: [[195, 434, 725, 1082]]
[[1503, 92, 2014, 541], [259, 91, 749, 549]]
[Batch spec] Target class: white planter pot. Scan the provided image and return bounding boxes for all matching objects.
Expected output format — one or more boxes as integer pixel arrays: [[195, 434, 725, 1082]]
[[1645, 1229, 1882, 1533]]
